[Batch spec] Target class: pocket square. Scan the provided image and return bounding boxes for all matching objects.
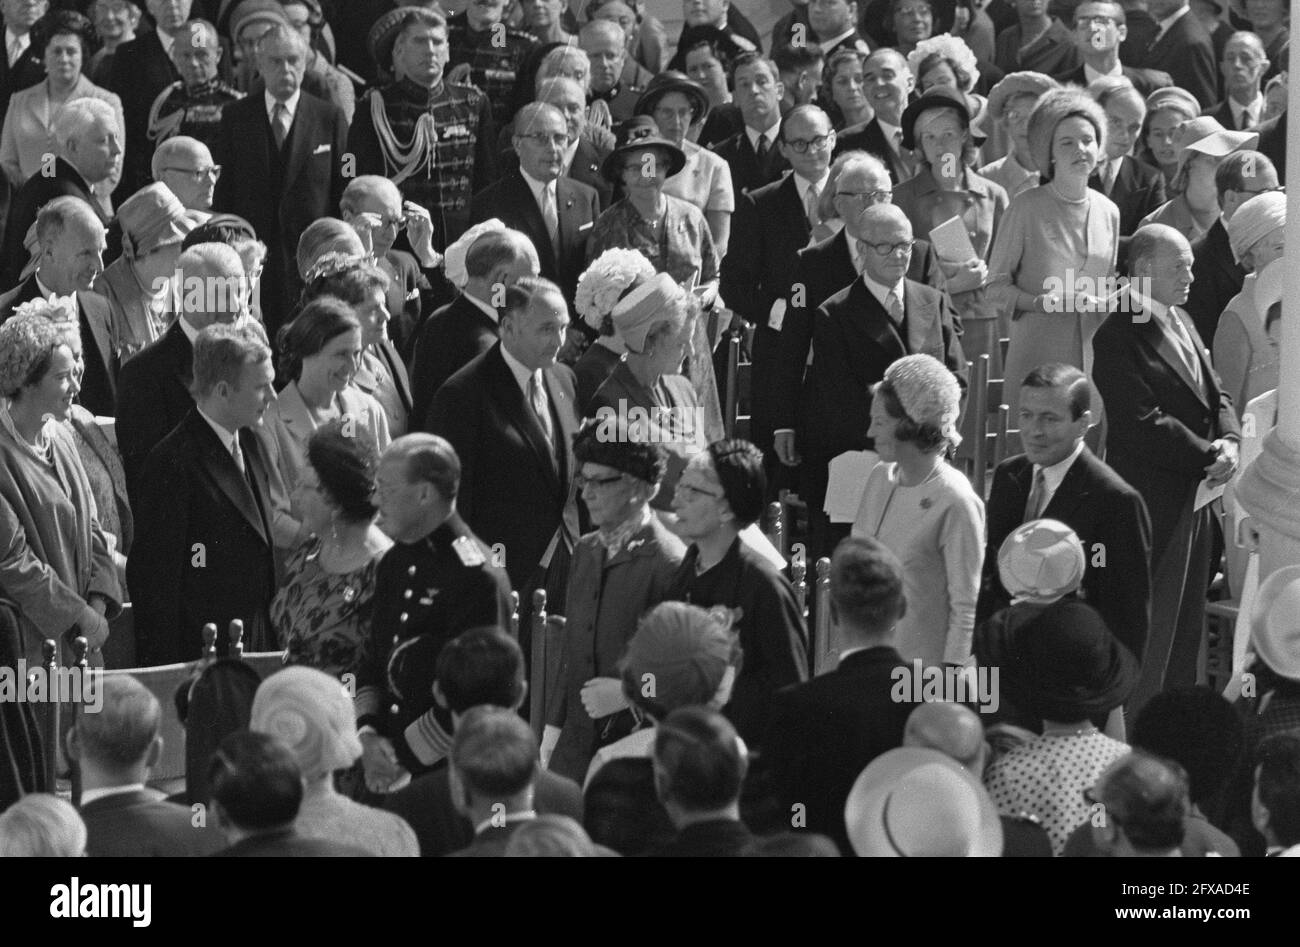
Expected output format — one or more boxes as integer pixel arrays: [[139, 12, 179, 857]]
[[312, 143, 331, 155], [578, 222, 593, 232]]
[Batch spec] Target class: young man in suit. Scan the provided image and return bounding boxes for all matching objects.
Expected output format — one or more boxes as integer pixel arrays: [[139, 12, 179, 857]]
[[775, 198, 961, 558], [115, 241, 247, 504], [1138, 0, 1217, 109], [447, 707, 541, 857], [1089, 77, 1166, 241], [763, 535, 914, 855], [72, 676, 224, 857], [383, 628, 584, 856], [0, 197, 116, 418], [1205, 32, 1270, 131], [722, 104, 833, 486], [1187, 150, 1277, 344], [834, 48, 916, 185], [409, 226, 539, 430], [710, 52, 789, 196], [427, 276, 581, 622], [1093, 224, 1240, 713], [213, 23, 345, 338], [1, 98, 118, 288], [469, 102, 599, 309], [127, 320, 278, 665], [976, 363, 1153, 661], [1064, 1, 1171, 96], [109, 0, 189, 196]]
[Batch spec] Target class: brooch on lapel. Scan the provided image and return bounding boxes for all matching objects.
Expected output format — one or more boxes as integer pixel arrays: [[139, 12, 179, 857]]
[[627, 538, 646, 552], [920, 498, 934, 511], [342, 586, 357, 604]]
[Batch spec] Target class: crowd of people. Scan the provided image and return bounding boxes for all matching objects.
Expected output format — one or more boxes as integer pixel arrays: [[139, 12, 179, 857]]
[[0, 0, 1297, 858]]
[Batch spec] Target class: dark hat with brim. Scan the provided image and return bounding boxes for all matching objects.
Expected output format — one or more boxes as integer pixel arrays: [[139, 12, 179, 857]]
[[601, 115, 687, 183], [901, 87, 971, 151], [368, 5, 442, 72], [634, 71, 711, 126], [1023, 599, 1138, 721]]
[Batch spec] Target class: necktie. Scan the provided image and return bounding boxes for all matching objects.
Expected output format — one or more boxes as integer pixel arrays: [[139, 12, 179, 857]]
[[7, 37, 21, 67], [231, 436, 247, 475], [755, 133, 770, 171], [272, 102, 290, 149], [541, 182, 559, 247], [1239, 104, 1255, 130], [805, 183, 820, 227], [1024, 467, 1047, 521], [1168, 309, 1203, 386], [886, 289, 904, 327], [529, 372, 554, 447]]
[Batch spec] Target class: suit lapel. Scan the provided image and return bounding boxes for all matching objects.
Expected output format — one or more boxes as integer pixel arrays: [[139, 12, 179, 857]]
[[189, 413, 268, 544], [778, 174, 810, 242], [78, 293, 116, 385], [167, 321, 194, 391], [510, 171, 556, 262], [378, 337, 412, 412], [902, 282, 943, 358], [239, 428, 275, 545], [1137, 311, 1208, 407], [829, 230, 857, 290], [544, 367, 575, 487], [1041, 449, 1092, 523], [847, 280, 905, 359], [486, 347, 560, 490], [281, 97, 314, 189]]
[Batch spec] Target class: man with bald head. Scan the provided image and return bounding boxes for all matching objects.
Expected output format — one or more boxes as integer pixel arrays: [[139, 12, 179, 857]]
[[213, 22, 344, 334], [835, 48, 917, 184], [1093, 223, 1240, 712], [764, 535, 913, 855], [903, 702, 1053, 856], [146, 20, 241, 178], [116, 241, 251, 502], [0, 196, 116, 417], [152, 136, 217, 217], [581, 19, 651, 123], [469, 102, 599, 306]]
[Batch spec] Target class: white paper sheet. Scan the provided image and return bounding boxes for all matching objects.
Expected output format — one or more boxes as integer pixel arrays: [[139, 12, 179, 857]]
[[824, 450, 881, 523]]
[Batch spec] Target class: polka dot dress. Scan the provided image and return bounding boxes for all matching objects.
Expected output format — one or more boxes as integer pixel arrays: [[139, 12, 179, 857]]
[[985, 732, 1131, 855]]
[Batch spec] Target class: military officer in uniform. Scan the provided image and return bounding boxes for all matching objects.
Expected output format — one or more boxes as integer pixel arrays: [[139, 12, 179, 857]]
[[355, 433, 513, 792], [581, 19, 651, 125], [147, 20, 243, 162], [347, 6, 497, 254], [445, 0, 537, 127]]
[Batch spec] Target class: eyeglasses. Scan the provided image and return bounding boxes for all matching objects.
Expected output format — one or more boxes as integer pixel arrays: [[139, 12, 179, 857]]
[[376, 215, 406, 231], [837, 188, 892, 203], [519, 132, 572, 149], [782, 133, 834, 153], [1074, 15, 1117, 28], [675, 481, 724, 500], [575, 472, 624, 490], [164, 165, 222, 181], [863, 239, 915, 256]]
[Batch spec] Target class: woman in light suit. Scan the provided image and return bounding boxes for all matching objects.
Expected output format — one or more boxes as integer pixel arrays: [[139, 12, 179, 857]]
[[0, 10, 123, 193]]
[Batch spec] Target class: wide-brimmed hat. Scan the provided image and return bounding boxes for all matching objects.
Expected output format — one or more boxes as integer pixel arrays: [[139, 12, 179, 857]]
[[1175, 116, 1258, 173], [1251, 564, 1300, 682], [634, 71, 710, 126], [900, 87, 971, 151], [226, 0, 287, 41], [368, 5, 441, 72], [118, 183, 199, 260], [1022, 599, 1139, 721], [844, 747, 1003, 856], [997, 518, 1086, 605], [600, 115, 686, 182], [986, 71, 1058, 123]]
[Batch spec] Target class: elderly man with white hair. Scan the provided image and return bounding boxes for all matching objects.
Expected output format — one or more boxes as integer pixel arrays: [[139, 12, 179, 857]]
[[151, 135, 217, 218], [1, 96, 119, 286], [146, 19, 242, 159]]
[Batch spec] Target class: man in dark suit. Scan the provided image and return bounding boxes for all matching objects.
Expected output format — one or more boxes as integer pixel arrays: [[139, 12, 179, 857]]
[[109, 0, 188, 196], [72, 676, 224, 857], [646, 708, 755, 858], [383, 628, 583, 856], [427, 277, 581, 621], [1140, 0, 1217, 108], [469, 103, 598, 308], [537, 75, 613, 209], [1204, 31, 1270, 131], [409, 226, 539, 431], [0, 198, 116, 418], [773, 196, 958, 558], [127, 321, 278, 665], [721, 104, 832, 484], [115, 241, 247, 504], [1089, 78, 1166, 240], [1093, 224, 1240, 713], [1255, 110, 1285, 186], [763, 536, 913, 855], [1187, 150, 1277, 343], [976, 363, 1153, 661], [1, 99, 117, 288], [447, 707, 541, 857], [833, 48, 916, 184], [1063, 0, 1172, 97], [710, 52, 789, 196], [212, 23, 345, 337]]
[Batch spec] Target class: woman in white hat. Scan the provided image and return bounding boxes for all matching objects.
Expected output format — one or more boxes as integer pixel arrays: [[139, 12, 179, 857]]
[[851, 353, 984, 670], [572, 247, 656, 412], [1214, 191, 1285, 415], [1138, 116, 1259, 243]]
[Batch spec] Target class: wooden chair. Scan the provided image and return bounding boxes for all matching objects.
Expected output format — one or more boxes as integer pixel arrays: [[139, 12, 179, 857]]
[[1203, 599, 1240, 694], [812, 557, 837, 676], [967, 355, 991, 495], [723, 325, 756, 441], [763, 500, 786, 561], [526, 590, 566, 742]]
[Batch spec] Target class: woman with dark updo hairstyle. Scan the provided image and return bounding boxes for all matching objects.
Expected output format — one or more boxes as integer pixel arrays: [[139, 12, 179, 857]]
[[269, 419, 393, 677], [258, 296, 390, 551]]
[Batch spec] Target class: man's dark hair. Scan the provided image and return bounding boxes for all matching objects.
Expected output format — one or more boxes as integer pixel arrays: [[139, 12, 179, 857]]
[[501, 275, 564, 325], [1215, 151, 1277, 204], [1132, 686, 1243, 808], [1257, 734, 1300, 847], [1021, 362, 1092, 419], [729, 50, 779, 85], [208, 731, 303, 831], [654, 706, 747, 812], [829, 535, 905, 632], [33, 9, 95, 56], [773, 43, 825, 75], [436, 627, 526, 715], [1097, 751, 1189, 852], [706, 438, 766, 528]]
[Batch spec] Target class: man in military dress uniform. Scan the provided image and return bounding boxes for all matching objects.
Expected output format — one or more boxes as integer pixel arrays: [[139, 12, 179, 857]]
[[355, 434, 513, 792], [445, 0, 536, 127], [347, 6, 496, 254], [580, 19, 650, 124], [147, 21, 243, 165]]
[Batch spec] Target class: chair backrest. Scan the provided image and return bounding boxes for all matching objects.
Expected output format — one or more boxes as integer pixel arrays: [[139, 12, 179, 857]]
[[763, 500, 785, 560], [724, 329, 741, 439], [812, 557, 838, 675], [967, 355, 991, 496], [182, 659, 265, 805], [527, 590, 565, 742]]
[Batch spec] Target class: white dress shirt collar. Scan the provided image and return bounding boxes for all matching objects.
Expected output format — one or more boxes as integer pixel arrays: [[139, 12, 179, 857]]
[[794, 170, 830, 202], [1032, 440, 1085, 508], [499, 340, 539, 399], [474, 810, 536, 836], [1230, 92, 1263, 129], [196, 405, 240, 458], [34, 274, 59, 300], [1154, 4, 1188, 39], [157, 28, 175, 59], [820, 27, 858, 54], [80, 784, 147, 807], [1083, 62, 1122, 84], [520, 166, 557, 209], [876, 119, 902, 151], [464, 291, 500, 324], [265, 88, 302, 122], [562, 136, 579, 174], [5, 27, 30, 60], [861, 272, 905, 310], [179, 314, 201, 343], [847, 233, 867, 273], [746, 120, 780, 154]]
